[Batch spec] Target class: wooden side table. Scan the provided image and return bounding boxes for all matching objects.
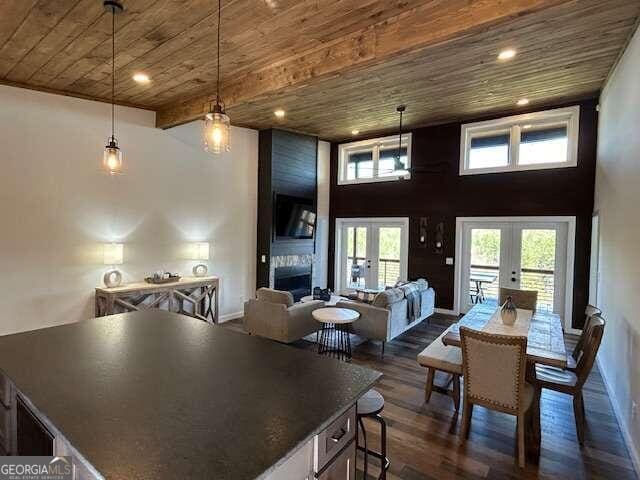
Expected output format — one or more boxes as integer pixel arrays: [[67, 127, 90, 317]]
[[313, 307, 360, 361], [95, 276, 219, 323]]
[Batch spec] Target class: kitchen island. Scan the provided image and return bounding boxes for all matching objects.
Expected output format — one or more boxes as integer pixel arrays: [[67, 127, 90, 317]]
[[0, 311, 380, 479]]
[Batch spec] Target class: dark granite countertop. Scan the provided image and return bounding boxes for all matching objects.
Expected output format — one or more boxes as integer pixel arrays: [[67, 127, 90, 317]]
[[0, 311, 381, 479]]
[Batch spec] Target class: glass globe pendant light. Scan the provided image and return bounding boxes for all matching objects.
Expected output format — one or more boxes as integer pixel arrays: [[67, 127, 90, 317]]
[[103, 0, 124, 175], [203, 0, 231, 154]]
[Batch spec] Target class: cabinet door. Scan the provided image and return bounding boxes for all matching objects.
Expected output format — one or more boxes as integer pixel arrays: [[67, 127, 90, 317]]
[[16, 397, 53, 456], [316, 441, 356, 480]]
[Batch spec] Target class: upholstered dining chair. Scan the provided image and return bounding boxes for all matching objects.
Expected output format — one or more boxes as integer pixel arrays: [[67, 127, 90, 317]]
[[459, 327, 540, 468], [499, 287, 538, 311], [534, 314, 605, 445]]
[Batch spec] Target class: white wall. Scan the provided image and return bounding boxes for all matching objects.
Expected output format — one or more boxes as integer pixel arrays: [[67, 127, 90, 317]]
[[312, 140, 331, 289], [0, 85, 258, 335], [594, 25, 640, 471]]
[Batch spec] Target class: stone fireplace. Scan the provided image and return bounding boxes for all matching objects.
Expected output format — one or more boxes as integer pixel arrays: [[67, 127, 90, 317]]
[[270, 254, 313, 301]]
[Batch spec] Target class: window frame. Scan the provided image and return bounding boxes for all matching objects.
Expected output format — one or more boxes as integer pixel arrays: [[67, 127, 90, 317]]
[[459, 106, 580, 176], [338, 133, 412, 185]]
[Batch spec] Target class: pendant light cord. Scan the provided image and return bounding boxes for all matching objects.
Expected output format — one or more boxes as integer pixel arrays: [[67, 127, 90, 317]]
[[397, 108, 403, 162], [216, 0, 221, 106], [111, 5, 115, 141]]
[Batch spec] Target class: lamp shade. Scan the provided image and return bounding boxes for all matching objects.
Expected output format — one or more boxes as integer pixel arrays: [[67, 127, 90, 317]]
[[103, 243, 124, 265], [192, 242, 210, 261]]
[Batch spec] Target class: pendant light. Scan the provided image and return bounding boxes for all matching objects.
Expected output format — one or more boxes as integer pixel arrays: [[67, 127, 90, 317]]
[[203, 0, 231, 154], [102, 0, 124, 175]]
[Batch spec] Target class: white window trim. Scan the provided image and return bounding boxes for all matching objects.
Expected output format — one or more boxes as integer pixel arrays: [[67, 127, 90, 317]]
[[459, 106, 580, 176], [338, 133, 412, 185]]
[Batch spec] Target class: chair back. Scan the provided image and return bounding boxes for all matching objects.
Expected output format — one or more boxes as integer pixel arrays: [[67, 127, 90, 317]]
[[460, 327, 528, 415], [574, 314, 605, 387], [573, 304, 602, 360], [499, 287, 538, 311]]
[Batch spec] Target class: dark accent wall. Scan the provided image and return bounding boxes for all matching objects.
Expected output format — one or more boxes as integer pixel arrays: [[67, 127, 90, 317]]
[[257, 129, 318, 288], [328, 99, 598, 329]]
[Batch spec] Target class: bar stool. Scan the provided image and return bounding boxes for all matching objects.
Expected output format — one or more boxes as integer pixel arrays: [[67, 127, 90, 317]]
[[356, 389, 390, 480]]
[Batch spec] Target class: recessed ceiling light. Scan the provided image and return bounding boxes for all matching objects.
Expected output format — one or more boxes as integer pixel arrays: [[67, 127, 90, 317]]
[[274, 109, 285, 118], [498, 49, 517, 61], [351, 129, 360, 135], [517, 98, 530, 106], [523, 124, 532, 129], [132, 72, 150, 84]]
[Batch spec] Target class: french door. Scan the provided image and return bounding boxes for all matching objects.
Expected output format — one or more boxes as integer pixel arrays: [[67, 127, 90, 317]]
[[459, 219, 569, 316], [335, 218, 409, 293]]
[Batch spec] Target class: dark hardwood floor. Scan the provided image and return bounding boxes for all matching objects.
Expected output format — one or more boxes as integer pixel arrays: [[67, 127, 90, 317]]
[[224, 314, 636, 480]]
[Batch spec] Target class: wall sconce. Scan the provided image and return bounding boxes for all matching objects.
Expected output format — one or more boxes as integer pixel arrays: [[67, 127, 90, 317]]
[[434, 222, 444, 254], [418, 217, 428, 248], [103, 243, 124, 287], [191, 242, 210, 277]]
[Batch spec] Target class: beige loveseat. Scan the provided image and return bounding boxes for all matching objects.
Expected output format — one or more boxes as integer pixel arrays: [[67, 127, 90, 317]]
[[243, 288, 324, 343], [336, 279, 435, 356]]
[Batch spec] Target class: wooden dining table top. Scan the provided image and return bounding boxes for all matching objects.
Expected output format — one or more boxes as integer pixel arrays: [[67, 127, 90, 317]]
[[442, 303, 568, 368]]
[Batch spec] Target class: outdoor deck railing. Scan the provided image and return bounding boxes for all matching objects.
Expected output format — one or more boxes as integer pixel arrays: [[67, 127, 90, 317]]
[[470, 264, 554, 311], [347, 256, 400, 289]]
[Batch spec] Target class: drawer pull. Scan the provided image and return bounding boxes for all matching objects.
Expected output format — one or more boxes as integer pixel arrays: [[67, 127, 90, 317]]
[[330, 428, 346, 443]]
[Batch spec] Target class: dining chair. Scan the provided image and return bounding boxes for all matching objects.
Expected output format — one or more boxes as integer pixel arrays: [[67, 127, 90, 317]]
[[534, 314, 605, 445], [569, 305, 602, 369], [499, 287, 538, 311], [459, 327, 540, 468]]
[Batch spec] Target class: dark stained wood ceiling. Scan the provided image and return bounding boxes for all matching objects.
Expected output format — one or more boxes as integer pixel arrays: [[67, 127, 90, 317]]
[[1, 0, 639, 140]]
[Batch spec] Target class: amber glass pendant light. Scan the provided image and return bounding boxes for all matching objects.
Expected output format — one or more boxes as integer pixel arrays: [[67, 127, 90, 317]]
[[203, 0, 231, 154], [103, 0, 124, 175]]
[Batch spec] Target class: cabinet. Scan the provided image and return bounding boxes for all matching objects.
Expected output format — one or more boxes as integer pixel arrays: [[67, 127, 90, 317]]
[[16, 396, 53, 456]]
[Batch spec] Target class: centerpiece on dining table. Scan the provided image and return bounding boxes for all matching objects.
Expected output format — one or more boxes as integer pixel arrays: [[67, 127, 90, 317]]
[[500, 296, 518, 325]]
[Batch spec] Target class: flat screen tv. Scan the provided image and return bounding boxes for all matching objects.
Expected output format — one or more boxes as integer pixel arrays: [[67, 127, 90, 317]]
[[274, 194, 316, 240]]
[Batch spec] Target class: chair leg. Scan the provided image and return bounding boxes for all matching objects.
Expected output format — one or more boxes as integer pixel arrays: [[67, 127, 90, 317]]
[[359, 417, 368, 479], [460, 400, 472, 443], [517, 413, 526, 468], [573, 391, 586, 445], [377, 414, 388, 480], [452, 374, 461, 412], [425, 368, 435, 403], [380, 341, 385, 359]]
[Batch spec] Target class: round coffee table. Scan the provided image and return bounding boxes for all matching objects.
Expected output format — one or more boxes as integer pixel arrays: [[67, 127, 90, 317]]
[[312, 307, 360, 362]]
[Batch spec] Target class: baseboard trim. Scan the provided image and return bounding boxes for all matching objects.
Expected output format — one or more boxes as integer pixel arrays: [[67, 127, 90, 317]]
[[219, 311, 243, 323], [596, 355, 640, 475], [434, 308, 458, 316]]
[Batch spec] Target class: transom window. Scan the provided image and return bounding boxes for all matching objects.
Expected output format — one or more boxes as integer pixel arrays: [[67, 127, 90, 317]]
[[460, 106, 579, 175], [339, 134, 412, 184]]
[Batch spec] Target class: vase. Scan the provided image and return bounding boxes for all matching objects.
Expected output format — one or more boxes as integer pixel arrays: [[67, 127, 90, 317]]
[[501, 296, 518, 326]]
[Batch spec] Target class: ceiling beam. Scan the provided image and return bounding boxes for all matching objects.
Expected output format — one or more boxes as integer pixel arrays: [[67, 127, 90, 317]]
[[155, 0, 566, 129]]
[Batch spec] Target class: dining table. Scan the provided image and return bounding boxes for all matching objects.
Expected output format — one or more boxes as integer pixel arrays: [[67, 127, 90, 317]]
[[442, 302, 567, 369]]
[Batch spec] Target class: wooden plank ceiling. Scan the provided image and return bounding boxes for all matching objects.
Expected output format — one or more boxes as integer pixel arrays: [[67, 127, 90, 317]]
[[1, 0, 639, 141]]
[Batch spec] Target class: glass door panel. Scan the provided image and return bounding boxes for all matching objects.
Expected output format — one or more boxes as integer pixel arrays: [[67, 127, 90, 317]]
[[517, 228, 557, 312], [345, 226, 368, 289], [376, 227, 402, 289], [337, 219, 408, 294], [464, 227, 502, 311]]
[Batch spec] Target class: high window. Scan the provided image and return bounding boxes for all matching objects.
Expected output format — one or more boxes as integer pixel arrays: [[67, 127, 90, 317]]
[[338, 134, 412, 184], [460, 106, 579, 175]]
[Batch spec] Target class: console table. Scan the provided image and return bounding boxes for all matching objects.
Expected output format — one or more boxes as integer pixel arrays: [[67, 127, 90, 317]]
[[95, 276, 219, 323]]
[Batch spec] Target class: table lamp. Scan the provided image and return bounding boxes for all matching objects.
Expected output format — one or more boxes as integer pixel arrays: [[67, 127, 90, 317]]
[[192, 242, 209, 277], [103, 243, 124, 287]]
